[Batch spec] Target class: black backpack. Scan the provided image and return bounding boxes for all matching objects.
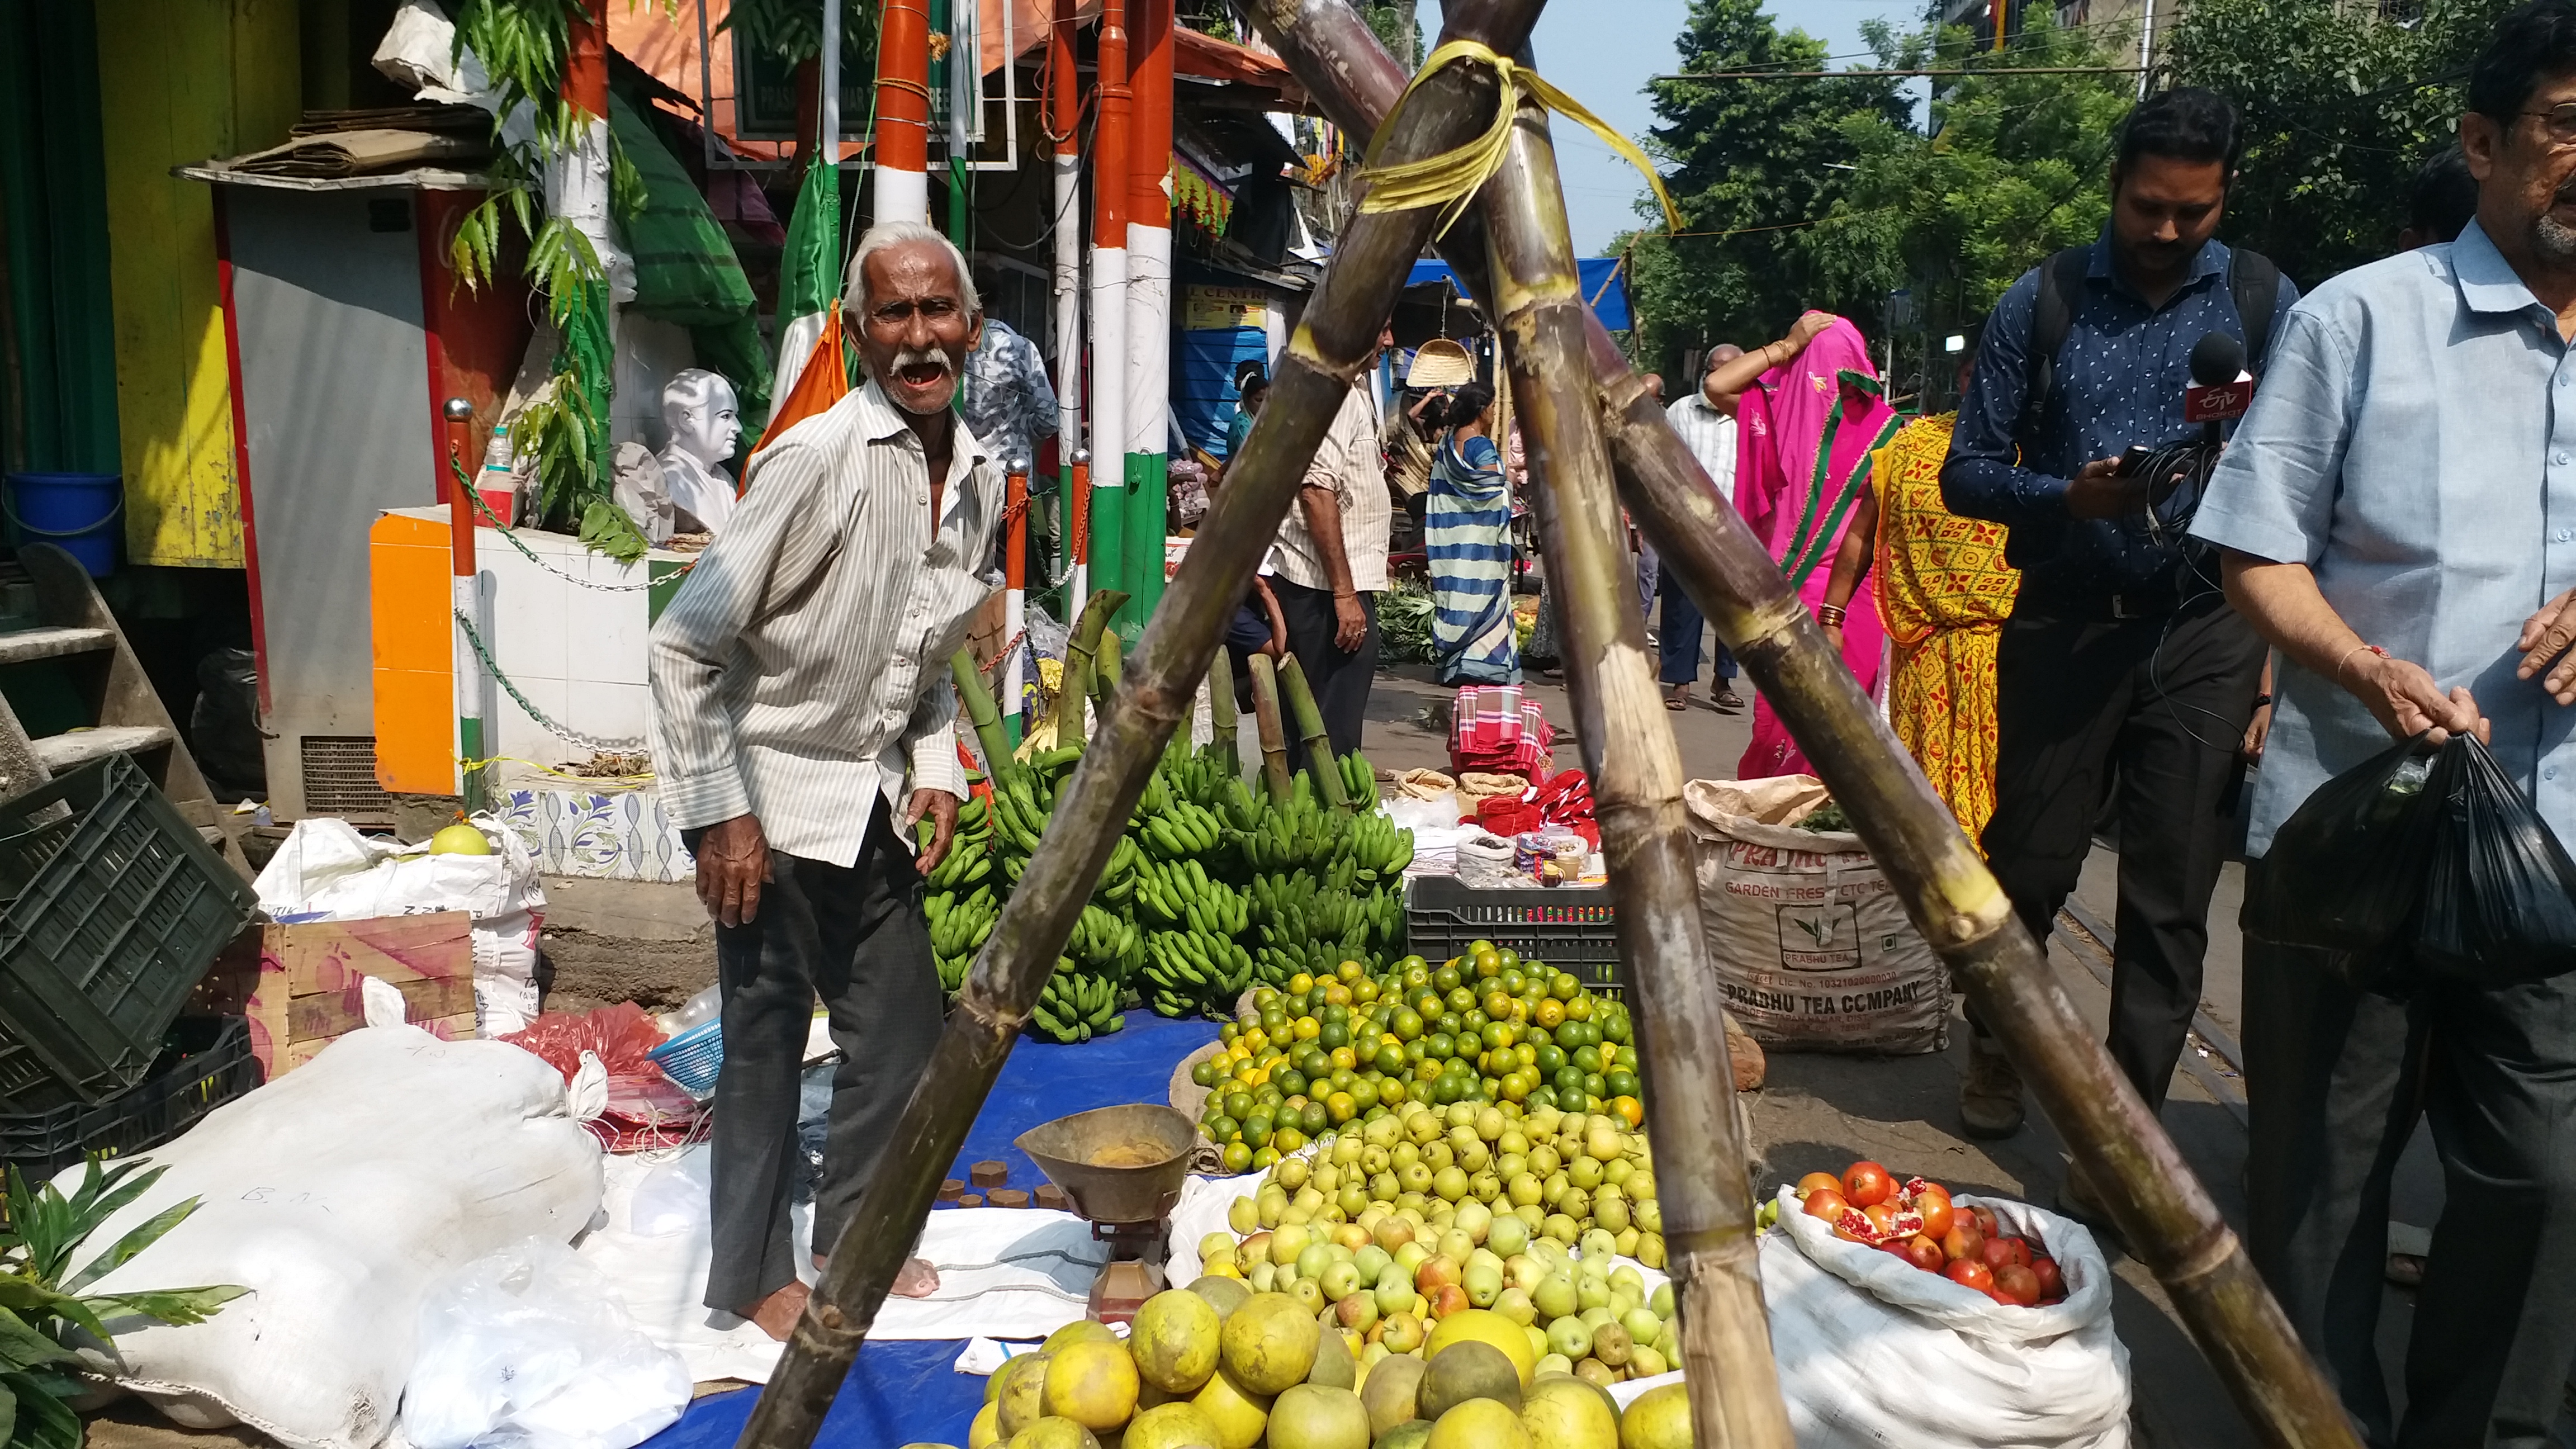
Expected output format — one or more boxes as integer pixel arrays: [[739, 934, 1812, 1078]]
[[2014, 244, 2281, 453]]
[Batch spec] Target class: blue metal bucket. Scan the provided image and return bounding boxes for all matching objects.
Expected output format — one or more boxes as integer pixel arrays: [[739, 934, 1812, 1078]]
[[3, 473, 122, 577]]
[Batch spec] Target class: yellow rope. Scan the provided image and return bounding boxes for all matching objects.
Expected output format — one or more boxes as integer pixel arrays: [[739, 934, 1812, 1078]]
[[1359, 40, 1682, 239]]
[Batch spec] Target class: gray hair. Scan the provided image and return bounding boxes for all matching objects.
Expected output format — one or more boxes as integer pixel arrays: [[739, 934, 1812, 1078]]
[[844, 220, 981, 315]]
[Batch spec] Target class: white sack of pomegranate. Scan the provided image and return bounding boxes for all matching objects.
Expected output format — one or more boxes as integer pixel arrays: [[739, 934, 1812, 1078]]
[[1683, 775, 1949, 1053], [1761, 1175, 2130, 1449]]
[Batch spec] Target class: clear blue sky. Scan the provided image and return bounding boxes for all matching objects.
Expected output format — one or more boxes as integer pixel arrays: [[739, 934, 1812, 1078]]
[[1412, 0, 1913, 255]]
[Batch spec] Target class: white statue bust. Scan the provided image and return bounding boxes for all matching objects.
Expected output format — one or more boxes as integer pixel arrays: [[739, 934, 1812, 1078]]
[[659, 368, 742, 533]]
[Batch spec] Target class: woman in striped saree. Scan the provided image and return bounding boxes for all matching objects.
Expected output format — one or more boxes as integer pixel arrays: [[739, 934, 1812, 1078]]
[[1426, 383, 1519, 685]]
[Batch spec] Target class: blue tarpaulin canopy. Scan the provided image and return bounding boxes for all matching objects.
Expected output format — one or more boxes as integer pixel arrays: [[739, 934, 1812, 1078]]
[[1405, 256, 1632, 332]]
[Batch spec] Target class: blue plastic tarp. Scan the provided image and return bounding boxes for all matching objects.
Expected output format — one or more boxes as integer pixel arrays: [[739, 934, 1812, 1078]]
[[1406, 257, 1632, 332], [635, 1012, 1222, 1449]]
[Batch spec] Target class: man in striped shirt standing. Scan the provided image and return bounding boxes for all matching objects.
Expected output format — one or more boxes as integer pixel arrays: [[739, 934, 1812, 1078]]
[[1270, 325, 1395, 760], [650, 220, 1001, 1339], [1656, 344, 1745, 711]]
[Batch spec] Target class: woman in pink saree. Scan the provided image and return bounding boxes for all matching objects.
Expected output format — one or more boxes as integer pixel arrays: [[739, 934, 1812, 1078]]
[[1716, 312, 1901, 779]]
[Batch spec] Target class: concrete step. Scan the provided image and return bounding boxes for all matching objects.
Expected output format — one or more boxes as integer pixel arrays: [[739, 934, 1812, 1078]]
[[0, 626, 116, 666], [31, 724, 176, 774]]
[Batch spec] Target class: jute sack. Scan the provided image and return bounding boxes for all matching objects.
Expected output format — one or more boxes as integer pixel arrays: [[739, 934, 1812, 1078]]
[[1683, 776, 1949, 1054]]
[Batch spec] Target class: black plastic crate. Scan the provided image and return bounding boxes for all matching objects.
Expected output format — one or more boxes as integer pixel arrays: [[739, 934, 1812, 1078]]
[[1404, 876, 1622, 993], [0, 756, 258, 1111], [0, 1015, 258, 1182]]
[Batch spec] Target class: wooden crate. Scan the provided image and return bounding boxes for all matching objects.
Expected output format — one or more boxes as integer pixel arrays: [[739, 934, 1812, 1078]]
[[194, 913, 479, 1078]]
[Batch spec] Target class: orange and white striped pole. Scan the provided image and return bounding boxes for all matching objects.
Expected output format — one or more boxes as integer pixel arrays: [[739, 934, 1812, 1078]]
[[1086, 0, 1131, 613], [1050, 0, 1083, 614], [1123, 0, 1172, 631], [875, 0, 933, 224]]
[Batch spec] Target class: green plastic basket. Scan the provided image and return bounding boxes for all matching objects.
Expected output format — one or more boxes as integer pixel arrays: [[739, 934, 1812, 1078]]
[[0, 756, 256, 1111]]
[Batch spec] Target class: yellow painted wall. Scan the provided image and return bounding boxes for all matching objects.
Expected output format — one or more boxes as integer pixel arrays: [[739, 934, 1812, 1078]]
[[93, 0, 301, 568]]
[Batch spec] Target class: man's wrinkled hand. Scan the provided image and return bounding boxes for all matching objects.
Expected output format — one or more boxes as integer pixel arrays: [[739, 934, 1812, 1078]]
[[1333, 592, 1368, 652], [2241, 702, 2271, 764], [2520, 586, 2576, 704], [903, 788, 960, 877], [2351, 653, 2488, 746], [695, 814, 771, 928]]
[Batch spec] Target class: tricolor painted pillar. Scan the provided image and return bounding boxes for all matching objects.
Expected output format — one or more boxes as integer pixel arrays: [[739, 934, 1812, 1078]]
[[1122, 0, 1172, 634], [1068, 448, 1092, 613], [876, 0, 932, 225], [1003, 456, 1030, 744], [1050, 0, 1083, 617], [1087, 0, 1131, 615], [551, 0, 626, 298], [443, 398, 487, 810]]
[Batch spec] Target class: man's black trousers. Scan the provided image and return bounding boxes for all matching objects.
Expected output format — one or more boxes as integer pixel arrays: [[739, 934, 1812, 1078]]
[[1978, 594, 2263, 1112], [1269, 577, 1380, 763], [2242, 913, 2576, 1448], [696, 798, 943, 1312]]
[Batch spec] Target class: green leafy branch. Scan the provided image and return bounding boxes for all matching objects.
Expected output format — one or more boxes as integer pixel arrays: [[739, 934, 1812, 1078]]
[[0, 1160, 245, 1449]]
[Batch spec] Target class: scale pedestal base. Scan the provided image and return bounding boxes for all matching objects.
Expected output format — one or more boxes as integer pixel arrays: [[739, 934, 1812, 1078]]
[[1087, 1220, 1168, 1325]]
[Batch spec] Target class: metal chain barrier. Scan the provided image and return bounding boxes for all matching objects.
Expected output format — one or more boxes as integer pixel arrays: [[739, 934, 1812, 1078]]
[[453, 608, 650, 752], [450, 454, 702, 593]]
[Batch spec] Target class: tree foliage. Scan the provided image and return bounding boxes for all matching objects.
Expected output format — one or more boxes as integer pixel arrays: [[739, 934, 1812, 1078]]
[[2164, 0, 2513, 287], [1629, 0, 2130, 392]]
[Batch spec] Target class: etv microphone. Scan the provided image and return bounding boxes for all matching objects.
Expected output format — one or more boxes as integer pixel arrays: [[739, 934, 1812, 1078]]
[[2184, 332, 2253, 428]]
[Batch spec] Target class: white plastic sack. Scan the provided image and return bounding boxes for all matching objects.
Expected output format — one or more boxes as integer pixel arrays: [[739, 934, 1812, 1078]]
[[65, 1027, 605, 1449], [403, 1238, 689, 1449], [1763, 1187, 2130, 1448], [1684, 776, 1949, 1053]]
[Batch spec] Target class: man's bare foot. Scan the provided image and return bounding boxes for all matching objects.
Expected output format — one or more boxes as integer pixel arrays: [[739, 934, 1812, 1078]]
[[743, 1279, 809, 1341], [807, 1253, 941, 1298]]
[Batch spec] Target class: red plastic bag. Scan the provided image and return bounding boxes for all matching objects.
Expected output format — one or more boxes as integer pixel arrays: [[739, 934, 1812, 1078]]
[[500, 1003, 667, 1079]]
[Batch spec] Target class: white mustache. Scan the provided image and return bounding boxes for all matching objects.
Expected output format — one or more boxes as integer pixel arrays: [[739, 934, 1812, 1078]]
[[888, 349, 955, 380]]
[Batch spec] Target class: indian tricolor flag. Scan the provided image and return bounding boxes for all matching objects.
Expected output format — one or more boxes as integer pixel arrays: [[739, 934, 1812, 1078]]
[[767, 155, 846, 429]]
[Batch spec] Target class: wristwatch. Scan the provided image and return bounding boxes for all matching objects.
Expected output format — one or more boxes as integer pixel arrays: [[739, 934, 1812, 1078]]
[[2251, 693, 2274, 709]]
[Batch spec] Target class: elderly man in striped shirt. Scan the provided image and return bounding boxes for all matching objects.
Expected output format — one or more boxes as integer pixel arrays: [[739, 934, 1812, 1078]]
[[650, 219, 1001, 1339]]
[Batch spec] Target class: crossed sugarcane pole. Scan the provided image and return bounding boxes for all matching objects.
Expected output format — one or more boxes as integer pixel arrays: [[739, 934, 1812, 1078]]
[[735, 4, 2361, 1446]]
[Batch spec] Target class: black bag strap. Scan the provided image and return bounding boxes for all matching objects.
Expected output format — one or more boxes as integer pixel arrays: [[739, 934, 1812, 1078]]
[[2015, 246, 2092, 452], [2229, 247, 2281, 377]]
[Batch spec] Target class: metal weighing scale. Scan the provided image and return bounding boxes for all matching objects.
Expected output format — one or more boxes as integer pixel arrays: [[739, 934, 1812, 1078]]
[[1016, 1104, 1197, 1325]]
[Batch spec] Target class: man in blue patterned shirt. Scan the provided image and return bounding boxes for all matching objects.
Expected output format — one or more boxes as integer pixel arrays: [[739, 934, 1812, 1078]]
[[1940, 89, 2298, 1191], [960, 315, 1058, 481]]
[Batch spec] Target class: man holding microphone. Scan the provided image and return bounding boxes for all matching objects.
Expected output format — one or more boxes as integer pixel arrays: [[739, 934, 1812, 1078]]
[[1940, 87, 2297, 1180]]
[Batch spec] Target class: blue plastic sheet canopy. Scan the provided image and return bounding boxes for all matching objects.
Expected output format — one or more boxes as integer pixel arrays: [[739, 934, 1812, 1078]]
[[1405, 257, 1633, 332]]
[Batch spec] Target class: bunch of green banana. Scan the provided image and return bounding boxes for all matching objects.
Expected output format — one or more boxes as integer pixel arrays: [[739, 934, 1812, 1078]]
[[1338, 749, 1380, 807], [989, 771, 1051, 854], [1032, 962, 1121, 1043], [1140, 800, 1225, 860], [1093, 835, 1144, 908], [1342, 811, 1417, 883], [1216, 778, 1265, 832], [1067, 902, 1139, 974], [926, 884, 1000, 996], [1139, 929, 1256, 1019]]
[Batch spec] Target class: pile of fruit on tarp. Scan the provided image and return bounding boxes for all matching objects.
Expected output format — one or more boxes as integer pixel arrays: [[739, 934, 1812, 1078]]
[[1782, 1160, 2068, 1306], [1188, 948, 1641, 1171], [968, 1286, 1690, 1449], [924, 594, 1417, 1044]]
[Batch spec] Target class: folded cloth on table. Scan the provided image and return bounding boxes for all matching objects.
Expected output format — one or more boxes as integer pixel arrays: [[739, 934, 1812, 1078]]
[[1450, 685, 1554, 780]]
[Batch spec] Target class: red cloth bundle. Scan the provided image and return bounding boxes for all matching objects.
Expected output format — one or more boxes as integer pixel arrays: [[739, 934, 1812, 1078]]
[[1451, 685, 1555, 780], [1533, 770, 1598, 849]]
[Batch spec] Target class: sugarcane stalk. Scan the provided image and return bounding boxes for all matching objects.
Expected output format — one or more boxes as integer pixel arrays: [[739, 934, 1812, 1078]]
[[1059, 589, 1130, 749], [1276, 655, 1351, 811], [1474, 83, 1790, 1449], [1208, 648, 1239, 763], [1244, 8, 2362, 1443], [1246, 652, 1296, 805], [950, 650, 1015, 787], [729, 12, 1543, 1449]]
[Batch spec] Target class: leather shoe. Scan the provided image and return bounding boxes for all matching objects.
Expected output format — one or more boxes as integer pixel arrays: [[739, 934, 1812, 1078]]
[[1958, 1030, 2025, 1139]]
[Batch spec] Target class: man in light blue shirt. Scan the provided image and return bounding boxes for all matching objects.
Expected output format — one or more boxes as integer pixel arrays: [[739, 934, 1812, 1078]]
[[2191, 4, 2576, 1437]]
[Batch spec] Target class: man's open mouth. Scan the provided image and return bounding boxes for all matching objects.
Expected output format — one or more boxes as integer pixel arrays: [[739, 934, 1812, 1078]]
[[899, 361, 949, 387]]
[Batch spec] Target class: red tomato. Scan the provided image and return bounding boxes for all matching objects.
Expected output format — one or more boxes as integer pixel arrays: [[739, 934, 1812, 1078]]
[[1940, 1221, 1984, 1263], [1969, 1205, 2000, 1237], [1843, 1161, 1895, 1209], [1802, 1188, 1850, 1222], [1901, 1235, 1947, 1272], [2032, 1257, 2064, 1299], [1993, 1263, 2042, 1306], [1945, 1259, 1995, 1292], [1914, 1187, 1955, 1240], [1796, 1171, 1843, 1199]]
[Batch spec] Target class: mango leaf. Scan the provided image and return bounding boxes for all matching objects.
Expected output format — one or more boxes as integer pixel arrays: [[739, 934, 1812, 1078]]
[[0, 1311, 72, 1372], [0, 1370, 80, 1449], [79, 1286, 248, 1329], [578, 499, 650, 565], [62, 1197, 199, 1295]]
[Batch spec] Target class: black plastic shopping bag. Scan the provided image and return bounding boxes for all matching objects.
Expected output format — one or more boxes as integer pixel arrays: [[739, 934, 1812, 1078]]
[[2416, 734, 2576, 986], [2243, 733, 2439, 986]]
